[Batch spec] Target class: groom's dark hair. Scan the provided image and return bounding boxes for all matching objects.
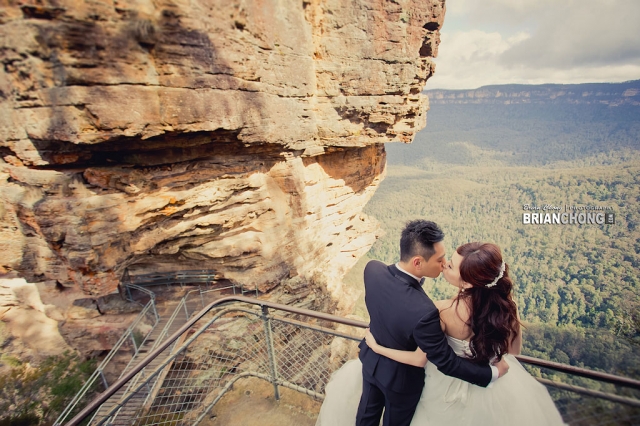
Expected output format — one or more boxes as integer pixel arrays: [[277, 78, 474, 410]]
[[400, 220, 445, 262]]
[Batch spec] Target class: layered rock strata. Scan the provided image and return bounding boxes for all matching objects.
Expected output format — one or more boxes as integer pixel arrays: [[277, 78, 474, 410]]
[[0, 0, 444, 310]]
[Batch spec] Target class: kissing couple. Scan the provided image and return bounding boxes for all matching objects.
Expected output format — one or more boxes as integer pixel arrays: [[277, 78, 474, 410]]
[[317, 220, 565, 426]]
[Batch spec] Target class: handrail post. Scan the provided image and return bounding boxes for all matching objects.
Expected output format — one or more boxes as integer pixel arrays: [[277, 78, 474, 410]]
[[152, 299, 159, 322], [183, 297, 190, 319], [100, 370, 109, 390], [261, 305, 280, 401], [130, 330, 138, 354]]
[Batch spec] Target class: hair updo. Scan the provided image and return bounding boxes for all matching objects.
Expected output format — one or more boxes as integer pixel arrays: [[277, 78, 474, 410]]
[[455, 242, 520, 364]]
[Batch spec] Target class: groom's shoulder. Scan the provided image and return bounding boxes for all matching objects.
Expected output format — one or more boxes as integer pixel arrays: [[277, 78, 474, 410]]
[[364, 260, 390, 277], [365, 259, 387, 270]]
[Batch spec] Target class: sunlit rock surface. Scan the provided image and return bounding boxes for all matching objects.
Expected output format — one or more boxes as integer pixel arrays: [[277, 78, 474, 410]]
[[0, 277, 71, 359], [0, 0, 444, 309]]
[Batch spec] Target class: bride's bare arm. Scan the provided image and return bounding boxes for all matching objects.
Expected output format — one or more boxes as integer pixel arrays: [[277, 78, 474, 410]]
[[509, 309, 523, 355], [365, 329, 427, 368], [509, 328, 522, 355]]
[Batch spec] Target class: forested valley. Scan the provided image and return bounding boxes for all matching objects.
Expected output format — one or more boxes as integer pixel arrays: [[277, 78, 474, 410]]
[[345, 87, 640, 382]]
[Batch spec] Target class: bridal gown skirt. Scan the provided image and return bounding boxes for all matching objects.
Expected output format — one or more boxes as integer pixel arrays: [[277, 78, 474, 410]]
[[316, 355, 566, 426]]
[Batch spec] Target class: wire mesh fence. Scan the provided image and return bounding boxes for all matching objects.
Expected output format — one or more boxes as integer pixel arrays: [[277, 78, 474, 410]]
[[68, 297, 640, 426]]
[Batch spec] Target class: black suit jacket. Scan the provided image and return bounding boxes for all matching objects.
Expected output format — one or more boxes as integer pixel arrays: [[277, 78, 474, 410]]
[[358, 260, 492, 394]]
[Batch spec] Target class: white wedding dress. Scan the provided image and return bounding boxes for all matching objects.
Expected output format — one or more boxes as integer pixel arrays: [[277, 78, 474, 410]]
[[316, 336, 565, 426]]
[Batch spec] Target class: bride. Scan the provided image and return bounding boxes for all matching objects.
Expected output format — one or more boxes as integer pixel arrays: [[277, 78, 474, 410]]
[[317, 242, 565, 426]]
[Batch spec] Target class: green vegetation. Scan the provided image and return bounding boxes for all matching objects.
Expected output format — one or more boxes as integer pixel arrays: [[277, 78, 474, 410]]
[[364, 162, 639, 335], [347, 101, 640, 379], [0, 352, 96, 425]]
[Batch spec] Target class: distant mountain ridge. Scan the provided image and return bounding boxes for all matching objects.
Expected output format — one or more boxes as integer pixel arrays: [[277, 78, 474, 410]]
[[425, 80, 640, 106]]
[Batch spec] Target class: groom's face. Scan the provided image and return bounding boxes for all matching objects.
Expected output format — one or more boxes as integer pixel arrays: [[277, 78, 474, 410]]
[[418, 241, 447, 279]]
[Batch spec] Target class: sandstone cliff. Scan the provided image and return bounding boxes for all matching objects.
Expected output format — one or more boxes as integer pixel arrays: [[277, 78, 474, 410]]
[[0, 0, 444, 319]]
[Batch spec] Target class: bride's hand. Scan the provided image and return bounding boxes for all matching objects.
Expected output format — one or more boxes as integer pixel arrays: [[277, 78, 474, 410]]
[[365, 328, 380, 352]]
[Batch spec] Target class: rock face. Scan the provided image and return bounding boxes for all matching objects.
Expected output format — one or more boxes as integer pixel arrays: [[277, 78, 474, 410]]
[[0, 0, 444, 307], [0, 277, 72, 361], [0, 275, 147, 361]]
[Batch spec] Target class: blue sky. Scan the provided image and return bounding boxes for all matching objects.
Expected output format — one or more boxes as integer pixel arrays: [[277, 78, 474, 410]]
[[427, 0, 640, 89]]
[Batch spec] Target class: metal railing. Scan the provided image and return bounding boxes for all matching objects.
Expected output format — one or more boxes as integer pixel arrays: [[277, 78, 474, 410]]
[[56, 278, 258, 426], [54, 285, 159, 425], [64, 296, 640, 426], [121, 269, 219, 289]]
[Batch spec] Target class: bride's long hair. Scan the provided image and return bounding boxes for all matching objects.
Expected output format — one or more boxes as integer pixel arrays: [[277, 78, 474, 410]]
[[455, 242, 520, 364]]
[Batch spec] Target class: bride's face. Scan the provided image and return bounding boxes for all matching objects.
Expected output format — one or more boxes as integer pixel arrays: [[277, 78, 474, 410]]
[[443, 251, 466, 289]]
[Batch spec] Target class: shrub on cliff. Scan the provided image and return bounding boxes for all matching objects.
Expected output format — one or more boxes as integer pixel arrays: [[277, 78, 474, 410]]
[[0, 352, 96, 425]]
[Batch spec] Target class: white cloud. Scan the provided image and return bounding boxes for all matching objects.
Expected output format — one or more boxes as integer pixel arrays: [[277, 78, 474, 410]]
[[500, 2, 640, 69], [427, 30, 532, 89], [438, 30, 530, 63], [444, 0, 556, 30], [427, 0, 640, 89]]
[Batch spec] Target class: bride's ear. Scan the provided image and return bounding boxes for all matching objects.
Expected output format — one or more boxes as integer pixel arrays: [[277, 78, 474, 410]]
[[461, 281, 473, 290]]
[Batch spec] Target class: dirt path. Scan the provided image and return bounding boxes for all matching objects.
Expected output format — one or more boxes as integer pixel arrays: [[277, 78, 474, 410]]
[[199, 377, 322, 426]]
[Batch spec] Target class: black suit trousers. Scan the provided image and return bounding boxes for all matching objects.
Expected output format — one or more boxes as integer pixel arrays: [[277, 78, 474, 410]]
[[355, 365, 422, 426]]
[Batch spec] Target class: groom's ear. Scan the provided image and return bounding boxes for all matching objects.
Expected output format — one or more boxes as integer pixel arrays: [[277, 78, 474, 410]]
[[412, 255, 423, 270]]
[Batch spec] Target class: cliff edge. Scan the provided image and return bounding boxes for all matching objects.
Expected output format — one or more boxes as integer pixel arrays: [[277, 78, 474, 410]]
[[0, 0, 444, 308]]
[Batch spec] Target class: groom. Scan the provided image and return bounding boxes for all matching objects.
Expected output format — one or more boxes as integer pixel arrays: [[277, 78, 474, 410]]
[[356, 220, 509, 426]]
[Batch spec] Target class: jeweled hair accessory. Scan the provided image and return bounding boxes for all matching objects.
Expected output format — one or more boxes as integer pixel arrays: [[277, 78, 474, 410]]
[[486, 261, 505, 288]]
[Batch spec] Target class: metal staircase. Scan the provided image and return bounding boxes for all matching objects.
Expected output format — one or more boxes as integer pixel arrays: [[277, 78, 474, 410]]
[[93, 289, 224, 424], [55, 270, 247, 426], [89, 299, 187, 425]]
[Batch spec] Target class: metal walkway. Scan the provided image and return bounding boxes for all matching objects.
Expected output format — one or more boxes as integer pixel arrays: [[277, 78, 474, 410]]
[[61, 296, 640, 426], [55, 271, 252, 426], [91, 288, 238, 424]]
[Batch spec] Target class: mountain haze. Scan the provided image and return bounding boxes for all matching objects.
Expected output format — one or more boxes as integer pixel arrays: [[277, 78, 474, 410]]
[[425, 80, 640, 106]]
